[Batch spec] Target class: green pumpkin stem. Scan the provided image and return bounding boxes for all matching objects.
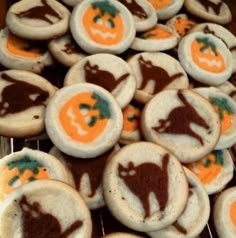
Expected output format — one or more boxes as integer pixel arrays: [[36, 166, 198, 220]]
[[196, 37, 218, 56], [92, 92, 111, 119], [91, 0, 120, 18]]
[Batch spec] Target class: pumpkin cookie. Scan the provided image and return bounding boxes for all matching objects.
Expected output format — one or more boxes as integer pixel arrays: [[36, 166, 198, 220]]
[[130, 24, 178, 52], [178, 32, 233, 86], [0, 179, 92, 238], [147, 0, 184, 21], [184, 0, 232, 25], [6, 0, 70, 40], [70, 0, 136, 54], [148, 167, 210, 238], [45, 83, 123, 158], [0, 28, 53, 73], [103, 232, 144, 238], [187, 149, 234, 195], [64, 53, 136, 109], [213, 186, 236, 238], [194, 87, 236, 149], [118, 0, 157, 32], [0, 70, 56, 138], [127, 52, 189, 104], [141, 89, 220, 163], [48, 33, 87, 67], [103, 142, 188, 232], [0, 148, 72, 201], [190, 22, 236, 73], [50, 145, 119, 210]]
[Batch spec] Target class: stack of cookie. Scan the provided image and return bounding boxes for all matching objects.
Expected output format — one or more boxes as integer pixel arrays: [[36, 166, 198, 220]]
[[0, 0, 235, 237]]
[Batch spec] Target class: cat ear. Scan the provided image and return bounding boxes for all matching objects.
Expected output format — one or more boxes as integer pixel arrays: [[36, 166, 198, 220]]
[[128, 161, 134, 169]]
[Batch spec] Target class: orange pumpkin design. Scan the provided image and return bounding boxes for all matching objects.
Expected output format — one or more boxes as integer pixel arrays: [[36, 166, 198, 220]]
[[59, 91, 111, 143], [6, 32, 43, 58], [123, 105, 141, 132], [174, 18, 195, 37], [230, 201, 236, 227], [139, 25, 172, 40], [0, 156, 49, 200], [187, 150, 224, 184], [148, 0, 172, 10], [191, 37, 226, 73], [82, 1, 124, 45]]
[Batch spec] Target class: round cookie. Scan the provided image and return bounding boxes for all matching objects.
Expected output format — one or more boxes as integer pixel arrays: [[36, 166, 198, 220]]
[[190, 22, 236, 73], [50, 145, 119, 210], [187, 149, 234, 195], [6, 0, 70, 40], [141, 89, 221, 163], [194, 87, 236, 149], [0, 28, 53, 73], [130, 24, 178, 52], [213, 186, 236, 238], [128, 52, 189, 104], [0, 70, 56, 138], [0, 147, 72, 201], [48, 33, 87, 67], [70, 0, 136, 54], [0, 179, 92, 238], [103, 142, 189, 232], [178, 32, 233, 86], [217, 81, 236, 102], [147, 0, 184, 21], [103, 232, 144, 238], [64, 53, 136, 109], [148, 167, 210, 238], [118, 0, 157, 32], [184, 0, 232, 25], [45, 83, 123, 158]]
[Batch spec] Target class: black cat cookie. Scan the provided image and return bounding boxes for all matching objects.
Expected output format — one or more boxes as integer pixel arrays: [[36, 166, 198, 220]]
[[103, 142, 188, 232]]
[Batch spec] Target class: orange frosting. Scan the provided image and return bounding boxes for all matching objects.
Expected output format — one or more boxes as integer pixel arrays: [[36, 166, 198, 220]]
[[140, 25, 172, 40], [174, 18, 195, 36], [148, 0, 172, 10], [123, 105, 141, 132], [230, 201, 236, 227]]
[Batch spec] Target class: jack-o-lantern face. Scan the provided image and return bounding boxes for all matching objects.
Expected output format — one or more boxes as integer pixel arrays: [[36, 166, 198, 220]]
[[187, 150, 223, 184], [123, 105, 141, 132], [82, 1, 124, 45], [191, 37, 226, 73], [230, 201, 236, 227], [6, 33, 44, 58], [0, 156, 49, 200], [174, 18, 195, 37], [59, 91, 111, 143], [147, 0, 172, 10], [139, 25, 172, 40]]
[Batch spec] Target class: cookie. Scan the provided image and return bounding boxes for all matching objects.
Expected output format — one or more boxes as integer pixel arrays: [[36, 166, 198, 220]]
[[50, 145, 119, 210], [213, 186, 236, 238], [64, 53, 136, 109], [103, 232, 144, 238], [148, 167, 210, 238], [184, 0, 232, 25], [187, 149, 234, 195], [61, 0, 83, 7], [127, 52, 189, 104], [190, 22, 236, 73], [194, 87, 236, 149], [217, 81, 236, 102], [6, 0, 70, 40], [141, 89, 221, 163], [130, 24, 178, 52], [70, 0, 136, 54], [0, 179, 92, 238], [147, 0, 184, 21], [0, 28, 53, 73], [48, 33, 87, 67], [178, 32, 233, 86], [103, 142, 188, 232], [119, 104, 142, 145], [45, 83, 123, 158], [118, 0, 157, 32], [0, 70, 56, 138], [0, 147, 73, 201]]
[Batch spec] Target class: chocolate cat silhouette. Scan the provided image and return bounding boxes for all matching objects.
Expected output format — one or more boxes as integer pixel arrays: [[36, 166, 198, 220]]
[[0, 73, 49, 116], [152, 90, 210, 145], [119, 0, 147, 19], [19, 195, 82, 238], [118, 153, 169, 218], [84, 60, 130, 92], [16, 0, 61, 24], [138, 55, 183, 94], [197, 0, 223, 15]]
